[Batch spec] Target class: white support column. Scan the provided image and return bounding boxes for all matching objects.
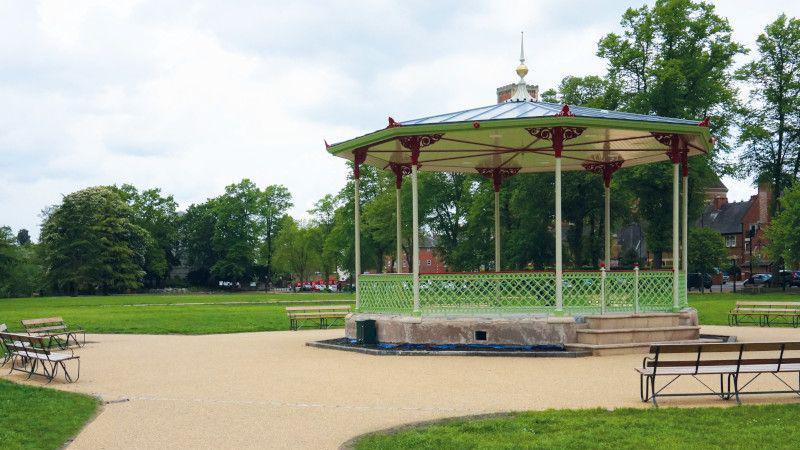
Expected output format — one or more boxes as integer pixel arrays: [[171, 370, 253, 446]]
[[396, 187, 402, 273], [354, 177, 361, 310], [604, 184, 611, 270], [411, 164, 420, 314], [555, 157, 564, 313], [682, 171, 689, 296], [672, 162, 680, 310], [494, 189, 501, 272]]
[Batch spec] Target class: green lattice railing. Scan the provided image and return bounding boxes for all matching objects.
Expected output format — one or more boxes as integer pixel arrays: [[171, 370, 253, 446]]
[[358, 270, 687, 316]]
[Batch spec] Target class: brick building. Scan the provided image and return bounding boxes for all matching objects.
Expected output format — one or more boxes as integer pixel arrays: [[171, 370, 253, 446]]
[[697, 181, 772, 277], [383, 236, 447, 274]]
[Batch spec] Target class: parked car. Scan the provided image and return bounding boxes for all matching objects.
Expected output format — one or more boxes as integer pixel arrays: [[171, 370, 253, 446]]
[[687, 273, 712, 290], [743, 273, 772, 287], [772, 270, 800, 288]]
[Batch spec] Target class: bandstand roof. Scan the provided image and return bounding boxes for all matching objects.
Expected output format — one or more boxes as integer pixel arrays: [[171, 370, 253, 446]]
[[326, 101, 712, 174], [326, 38, 713, 175]]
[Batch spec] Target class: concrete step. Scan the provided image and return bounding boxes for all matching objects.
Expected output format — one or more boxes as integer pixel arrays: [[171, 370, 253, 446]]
[[584, 313, 680, 330], [576, 326, 700, 345], [566, 338, 713, 356]]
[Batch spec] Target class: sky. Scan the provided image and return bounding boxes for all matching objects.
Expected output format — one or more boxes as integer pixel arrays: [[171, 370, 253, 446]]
[[2, 0, 799, 240]]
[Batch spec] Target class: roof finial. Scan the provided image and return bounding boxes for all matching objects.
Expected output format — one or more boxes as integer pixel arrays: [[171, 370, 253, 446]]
[[507, 31, 533, 102]]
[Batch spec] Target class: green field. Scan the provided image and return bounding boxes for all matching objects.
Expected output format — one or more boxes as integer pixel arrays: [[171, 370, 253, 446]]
[[353, 404, 800, 449], [688, 291, 800, 325], [0, 290, 797, 336], [0, 292, 354, 335], [0, 380, 99, 450]]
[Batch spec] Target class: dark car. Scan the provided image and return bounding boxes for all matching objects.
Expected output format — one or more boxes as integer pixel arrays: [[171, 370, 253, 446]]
[[774, 270, 800, 288], [743, 273, 772, 286], [687, 273, 712, 290]]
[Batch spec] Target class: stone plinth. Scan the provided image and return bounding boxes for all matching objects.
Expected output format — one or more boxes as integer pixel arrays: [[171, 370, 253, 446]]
[[345, 313, 581, 346]]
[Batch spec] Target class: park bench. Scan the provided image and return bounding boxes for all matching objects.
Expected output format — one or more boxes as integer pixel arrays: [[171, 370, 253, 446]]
[[637, 342, 800, 406], [21, 317, 85, 349], [0, 332, 81, 383], [286, 305, 351, 331], [728, 301, 800, 327]]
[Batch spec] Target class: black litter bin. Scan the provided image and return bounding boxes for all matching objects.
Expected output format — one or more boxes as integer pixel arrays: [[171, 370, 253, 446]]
[[356, 319, 377, 345]]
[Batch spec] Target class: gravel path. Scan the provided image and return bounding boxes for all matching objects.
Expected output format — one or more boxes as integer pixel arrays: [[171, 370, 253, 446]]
[[4, 325, 799, 449]]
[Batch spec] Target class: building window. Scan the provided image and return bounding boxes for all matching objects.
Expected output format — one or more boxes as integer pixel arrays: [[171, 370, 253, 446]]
[[426, 259, 432, 266], [725, 235, 736, 248]]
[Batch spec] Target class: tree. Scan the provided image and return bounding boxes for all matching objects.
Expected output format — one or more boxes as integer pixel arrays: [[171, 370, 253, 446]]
[[273, 217, 319, 285], [209, 179, 264, 284], [40, 187, 150, 294], [310, 194, 340, 285], [687, 227, 726, 274], [765, 181, 800, 266], [181, 201, 218, 286], [16, 229, 31, 246], [259, 185, 292, 286], [736, 14, 800, 212], [596, 0, 744, 266], [116, 185, 180, 288]]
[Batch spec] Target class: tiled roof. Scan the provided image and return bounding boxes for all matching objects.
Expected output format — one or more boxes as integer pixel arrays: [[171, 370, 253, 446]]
[[697, 200, 752, 235]]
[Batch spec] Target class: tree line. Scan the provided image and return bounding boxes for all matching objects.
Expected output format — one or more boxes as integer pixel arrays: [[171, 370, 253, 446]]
[[3, 1, 800, 297]]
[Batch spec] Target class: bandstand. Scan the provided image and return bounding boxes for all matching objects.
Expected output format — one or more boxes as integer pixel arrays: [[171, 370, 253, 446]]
[[326, 43, 712, 349]]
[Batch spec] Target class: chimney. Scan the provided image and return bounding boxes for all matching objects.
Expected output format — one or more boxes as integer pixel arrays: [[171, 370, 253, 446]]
[[758, 183, 771, 224], [713, 195, 727, 210]]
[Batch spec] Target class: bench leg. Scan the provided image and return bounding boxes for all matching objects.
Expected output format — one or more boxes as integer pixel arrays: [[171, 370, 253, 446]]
[[732, 374, 741, 405], [650, 376, 658, 407], [60, 359, 79, 383]]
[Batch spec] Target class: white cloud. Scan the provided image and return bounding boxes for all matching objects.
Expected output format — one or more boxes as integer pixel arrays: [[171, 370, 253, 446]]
[[1, 0, 799, 237]]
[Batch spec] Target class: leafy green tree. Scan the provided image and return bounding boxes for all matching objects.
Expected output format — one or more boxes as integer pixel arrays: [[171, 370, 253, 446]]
[[273, 217, 319, 284], [310, 194, 342, 284], [209, 179, 264, 283], [596, 0, 744, 266], [765, 181, 800, 266], [687, 227, 726, 274], [16, 229, 31, 246], [736, 14, 800, 211], [40, 187, 150, 294], [259, 185, 292, 285], [116, 185, 180, 288], [181, 201, 218, 286]]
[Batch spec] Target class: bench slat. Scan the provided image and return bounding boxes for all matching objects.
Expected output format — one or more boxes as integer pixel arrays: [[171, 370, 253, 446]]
[[21, 317, 65, 326], [638, 362, 800, 375], [650, 342, 800, 353]]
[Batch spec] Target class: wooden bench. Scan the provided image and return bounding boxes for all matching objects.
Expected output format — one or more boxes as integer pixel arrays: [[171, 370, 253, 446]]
[[286, 305, 351, 331], [637, 342, 800, 406], [0, 332, 81, 383], [728, 301, 800, 327], [21, 317, 85, 349]]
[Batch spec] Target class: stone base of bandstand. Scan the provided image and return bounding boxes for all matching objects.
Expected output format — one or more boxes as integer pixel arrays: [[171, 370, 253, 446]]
[[344, 309, 702, 351]]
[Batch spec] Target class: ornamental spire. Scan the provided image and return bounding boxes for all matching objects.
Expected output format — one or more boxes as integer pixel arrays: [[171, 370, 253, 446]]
[[507, 31, 534, 102]]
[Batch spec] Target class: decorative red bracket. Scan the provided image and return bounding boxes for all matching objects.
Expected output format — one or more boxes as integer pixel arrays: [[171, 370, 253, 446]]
[[524, 106, 584, 158], [582, 159, 624, 188], [651, 132, 689, 176], [389, 162, 412, 189], [476, 167, 521, 192], [526, 126, 585, 157], [398, 134, 444, 166], [353, 147, 368, 179]]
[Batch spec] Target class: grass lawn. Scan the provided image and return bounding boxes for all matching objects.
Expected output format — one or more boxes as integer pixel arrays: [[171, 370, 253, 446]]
[[688, 290, 800, 325], [353, 404, 800, 449], [0, 380, 99, 450], [0, 290, 795, 335], [0, 292, 354, 335]]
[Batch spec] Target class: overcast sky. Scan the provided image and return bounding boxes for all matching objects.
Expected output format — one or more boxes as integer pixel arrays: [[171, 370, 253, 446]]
[[2, 0, 799, 239]]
